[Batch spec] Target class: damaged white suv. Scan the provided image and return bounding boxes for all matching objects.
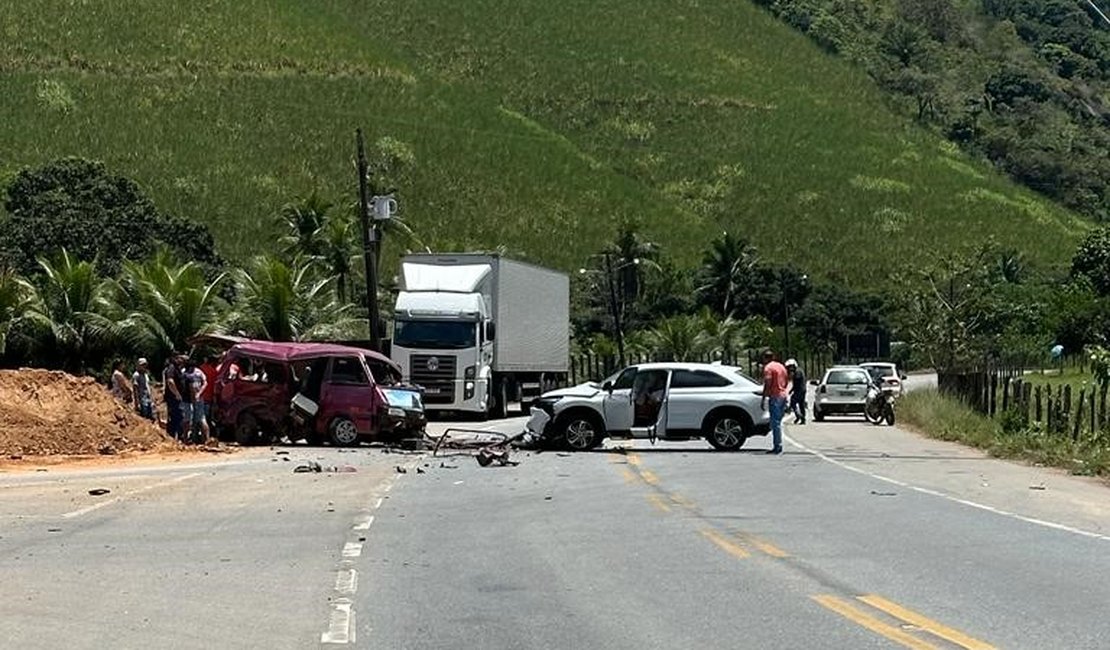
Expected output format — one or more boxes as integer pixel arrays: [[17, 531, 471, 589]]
[[525, 362, 771, 451]]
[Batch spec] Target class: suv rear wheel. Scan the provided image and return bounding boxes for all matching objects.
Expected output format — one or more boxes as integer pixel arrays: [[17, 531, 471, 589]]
[[328, 417, 360, 447]]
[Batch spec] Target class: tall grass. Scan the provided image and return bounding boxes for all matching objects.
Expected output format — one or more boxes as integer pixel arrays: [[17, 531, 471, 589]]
[[900, 389, 1110, 478], [0, 0, 1089, 279]]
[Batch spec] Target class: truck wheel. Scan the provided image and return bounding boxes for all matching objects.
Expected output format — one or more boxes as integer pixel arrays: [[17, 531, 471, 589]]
[[704, 411, 749, 451], [328, 417, 360, 447], [558, 411, 604, 451], [490, 379, 508, 420], [234, 412, 260, 446]]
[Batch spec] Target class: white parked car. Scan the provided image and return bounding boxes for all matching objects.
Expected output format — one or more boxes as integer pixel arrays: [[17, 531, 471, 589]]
[[859, 362, 906, 397], [525, 362, 771, 451], [812, 365, 874, 421]]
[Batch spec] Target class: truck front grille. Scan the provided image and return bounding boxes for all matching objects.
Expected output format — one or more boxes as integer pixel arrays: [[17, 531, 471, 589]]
[[410, 355, 457, 404]]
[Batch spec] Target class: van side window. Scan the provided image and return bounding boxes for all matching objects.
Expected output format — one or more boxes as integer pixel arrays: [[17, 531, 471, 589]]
[[330, 357, 369, 385]]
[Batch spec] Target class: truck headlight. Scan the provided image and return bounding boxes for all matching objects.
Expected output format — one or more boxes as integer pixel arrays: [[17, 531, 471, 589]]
[[464, 381, 475, 400], [464, 365, 476, 379], [388, 407, 406, 418]]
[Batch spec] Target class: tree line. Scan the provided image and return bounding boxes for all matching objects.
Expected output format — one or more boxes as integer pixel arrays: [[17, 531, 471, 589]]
[[755, 0, 1110, 222]]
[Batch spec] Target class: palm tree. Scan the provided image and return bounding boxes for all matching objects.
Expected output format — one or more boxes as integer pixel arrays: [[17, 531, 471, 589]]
[[278, 191, 333, 260], [645, 315, 709, 362], [25, 249, 119, 372], [698, 232, 759, 317], [697, 307, 745, 362], [603, 223, 661, 307], [113, 249, 228, 356], [0, 266, 40, 358], [317, 211, 361, 303], [224, 255, 362, 342]]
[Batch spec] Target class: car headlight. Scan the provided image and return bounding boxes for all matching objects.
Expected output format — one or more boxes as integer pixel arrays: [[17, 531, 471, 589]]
[[533, 396, 561, 415]]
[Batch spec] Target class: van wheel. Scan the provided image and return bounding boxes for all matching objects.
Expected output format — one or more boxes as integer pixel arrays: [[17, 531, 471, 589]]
[[704, 411, 749, 451], [328, 417, 360, 447], [234, 413, 260, 446]]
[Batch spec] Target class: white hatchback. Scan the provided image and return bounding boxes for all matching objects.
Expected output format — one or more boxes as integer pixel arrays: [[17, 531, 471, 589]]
[[525, 362, 771, 451], [813, 365, 874, 421]]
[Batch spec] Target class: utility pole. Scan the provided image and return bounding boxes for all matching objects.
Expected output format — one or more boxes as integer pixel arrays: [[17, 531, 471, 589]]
[[603, 252, 626, 367], [356, 128, 382, 352]]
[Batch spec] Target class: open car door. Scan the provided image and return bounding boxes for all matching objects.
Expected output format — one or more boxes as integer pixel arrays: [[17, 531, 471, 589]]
[[629, 369, 670, 443]]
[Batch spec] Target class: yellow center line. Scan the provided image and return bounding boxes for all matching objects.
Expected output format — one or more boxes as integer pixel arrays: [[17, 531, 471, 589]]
[[626, 453, 642, 466], [646, 494, 671, 513], [639, 469, 660, 485], [857, 595, 996, 650], [700, 528, 750, 559], [734, 532, 790, 558], [812, 595, 938, 650], [669, 494, 696, 509], [620, 468, 638, 484]]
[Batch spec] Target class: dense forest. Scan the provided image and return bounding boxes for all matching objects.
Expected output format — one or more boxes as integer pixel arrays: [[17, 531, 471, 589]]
[[757, 0, 1110, 221]]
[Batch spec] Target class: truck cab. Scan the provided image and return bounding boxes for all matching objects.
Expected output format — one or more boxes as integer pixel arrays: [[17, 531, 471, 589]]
[[390, 253, 569, 419]]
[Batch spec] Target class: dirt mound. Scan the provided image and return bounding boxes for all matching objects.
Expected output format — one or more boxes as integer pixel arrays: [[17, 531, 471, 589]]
[[0, 368, 175, 456]]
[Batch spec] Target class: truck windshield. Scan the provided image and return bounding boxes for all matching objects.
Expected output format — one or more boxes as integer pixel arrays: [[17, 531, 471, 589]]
[[394, 320, 476, 350]]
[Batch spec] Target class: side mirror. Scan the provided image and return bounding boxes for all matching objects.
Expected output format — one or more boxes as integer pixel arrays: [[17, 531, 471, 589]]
[[809, 379, 819, 386], [486, 321, 497, 342], [899, 373, 907, 381], [603, 381, 614, 393]]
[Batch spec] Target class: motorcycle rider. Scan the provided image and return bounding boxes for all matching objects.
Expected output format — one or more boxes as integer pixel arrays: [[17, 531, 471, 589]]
[[785, 359, 806, 425]]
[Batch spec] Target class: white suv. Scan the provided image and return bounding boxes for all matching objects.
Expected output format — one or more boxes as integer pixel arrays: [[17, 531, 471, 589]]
[[526, 362, 771, 451]]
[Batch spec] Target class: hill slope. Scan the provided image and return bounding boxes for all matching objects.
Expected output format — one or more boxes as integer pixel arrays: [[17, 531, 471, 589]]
[[0, 0, 1090, 283]]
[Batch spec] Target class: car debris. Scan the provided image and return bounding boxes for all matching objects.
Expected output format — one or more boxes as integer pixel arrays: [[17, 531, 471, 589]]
[[293, 461, 357, 474], [87, 488, 111, 496]]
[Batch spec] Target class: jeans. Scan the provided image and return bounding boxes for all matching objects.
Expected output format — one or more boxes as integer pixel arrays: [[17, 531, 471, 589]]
[[166, 397, 183, 439], [180, 402, 195, 442], [137, 398, 154, 421], [769, 396, 788, 451]]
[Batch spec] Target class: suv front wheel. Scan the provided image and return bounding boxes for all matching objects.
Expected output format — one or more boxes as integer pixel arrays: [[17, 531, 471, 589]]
[[704, 411, 749, 451], [557, 410, 605, 451]]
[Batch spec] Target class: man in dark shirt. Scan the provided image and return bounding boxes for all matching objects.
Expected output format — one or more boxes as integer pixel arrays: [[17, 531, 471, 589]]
[[785, 359, 806, 425], [163, 355, 184, 440]]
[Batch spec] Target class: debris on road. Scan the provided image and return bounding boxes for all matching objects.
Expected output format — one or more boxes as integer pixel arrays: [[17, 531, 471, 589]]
[[477, 447, 519, 467], [1030, 484, 1047, 490], [87, 488, 111, 496], [294, 460, 323, 473], [395, 466, 408, 474], [869, 490, 897, 497], [439, 462, 458, 469], [416, 467, 425, 474]]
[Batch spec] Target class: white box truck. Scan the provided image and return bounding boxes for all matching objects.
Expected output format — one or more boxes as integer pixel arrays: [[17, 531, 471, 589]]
[[390, 253, 570, 418]]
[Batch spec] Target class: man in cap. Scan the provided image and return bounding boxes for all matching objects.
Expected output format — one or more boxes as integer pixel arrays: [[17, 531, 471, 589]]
[[785, 358, 806, 425], [132, 358, 155, 421]]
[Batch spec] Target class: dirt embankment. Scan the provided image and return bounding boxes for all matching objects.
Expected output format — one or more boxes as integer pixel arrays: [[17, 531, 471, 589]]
[[0, 368, 176, 457]]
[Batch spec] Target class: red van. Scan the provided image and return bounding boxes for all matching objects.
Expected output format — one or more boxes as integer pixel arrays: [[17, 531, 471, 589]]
[[212, 340, 426, 446]]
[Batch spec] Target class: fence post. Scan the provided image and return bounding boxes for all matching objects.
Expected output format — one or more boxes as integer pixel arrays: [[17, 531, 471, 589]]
[[1046, 385, 1054, 431], [1002, 378, 1011, 413], [1074, 387, 1086, 441], [1091, 388, 1097, 437], [1063, 384, 1072, 424], [1035, 385, 1043, 423], [1022, 381, 1032, 424]]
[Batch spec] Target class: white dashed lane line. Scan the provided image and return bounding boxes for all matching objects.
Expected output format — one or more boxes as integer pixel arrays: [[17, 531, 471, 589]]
[[61, 472, 203, 518]]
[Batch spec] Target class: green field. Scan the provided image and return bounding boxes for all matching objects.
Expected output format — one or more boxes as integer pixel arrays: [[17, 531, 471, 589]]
[[0, 0, 1090, 281]]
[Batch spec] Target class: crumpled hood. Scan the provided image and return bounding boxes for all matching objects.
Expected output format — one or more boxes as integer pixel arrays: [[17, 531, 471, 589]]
[[540, 382, 601, 399]]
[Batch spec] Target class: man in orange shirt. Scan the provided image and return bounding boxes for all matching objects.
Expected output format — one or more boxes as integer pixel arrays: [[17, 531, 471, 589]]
[[761, 349, 789, 455]]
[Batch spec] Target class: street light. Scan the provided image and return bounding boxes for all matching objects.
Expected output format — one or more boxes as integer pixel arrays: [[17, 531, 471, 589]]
[[580, 254, 641, 366], [783, 273, 808, 358]]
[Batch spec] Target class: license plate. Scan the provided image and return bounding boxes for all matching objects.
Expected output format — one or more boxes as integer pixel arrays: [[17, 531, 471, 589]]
[[424, 387, 441, 394], [838, 390, 854, 397]]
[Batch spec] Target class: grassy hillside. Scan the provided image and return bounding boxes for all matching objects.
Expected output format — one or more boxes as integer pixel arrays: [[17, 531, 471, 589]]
[[0, 0, 1090, 283]]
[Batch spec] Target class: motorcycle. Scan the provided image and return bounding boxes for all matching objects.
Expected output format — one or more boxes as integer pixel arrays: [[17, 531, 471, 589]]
[[864, 381, 896, 426]]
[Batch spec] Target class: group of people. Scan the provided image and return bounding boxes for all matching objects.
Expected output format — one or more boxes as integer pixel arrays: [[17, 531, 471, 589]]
[[760, 349, 808, 456], [108, 354, 220, 444]]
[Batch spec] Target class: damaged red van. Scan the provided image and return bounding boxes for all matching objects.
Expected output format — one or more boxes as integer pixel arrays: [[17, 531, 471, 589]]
[[211, 340, 426, 446]]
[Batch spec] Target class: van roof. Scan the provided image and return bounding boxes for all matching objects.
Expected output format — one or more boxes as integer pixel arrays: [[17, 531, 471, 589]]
[[229, 340, 400, 372]]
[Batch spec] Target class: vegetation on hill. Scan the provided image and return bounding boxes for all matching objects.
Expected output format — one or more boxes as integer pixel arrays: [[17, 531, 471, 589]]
[[756, 0, 1110, 225], [0, 0, 1089, 285]]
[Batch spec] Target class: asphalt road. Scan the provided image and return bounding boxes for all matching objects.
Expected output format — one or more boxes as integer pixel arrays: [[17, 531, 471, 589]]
[[4, 406, 1110, 649]]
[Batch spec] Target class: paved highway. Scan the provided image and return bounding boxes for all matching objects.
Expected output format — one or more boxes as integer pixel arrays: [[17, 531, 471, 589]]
[[3, 411, 1110, 649]]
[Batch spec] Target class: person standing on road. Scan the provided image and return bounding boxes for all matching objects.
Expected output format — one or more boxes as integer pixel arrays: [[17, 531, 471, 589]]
[[199, 355, 219, 436], [761, 349, 789, 455], [110, 360, 132, 404], [132, 358, 155, 421], [785, 358, 806, 425], [182, 357, 208, 444], [163, 356, 184, 441]]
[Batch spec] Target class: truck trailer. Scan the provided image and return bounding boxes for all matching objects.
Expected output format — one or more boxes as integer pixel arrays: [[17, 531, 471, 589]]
[[390, 253, 570, 418]]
